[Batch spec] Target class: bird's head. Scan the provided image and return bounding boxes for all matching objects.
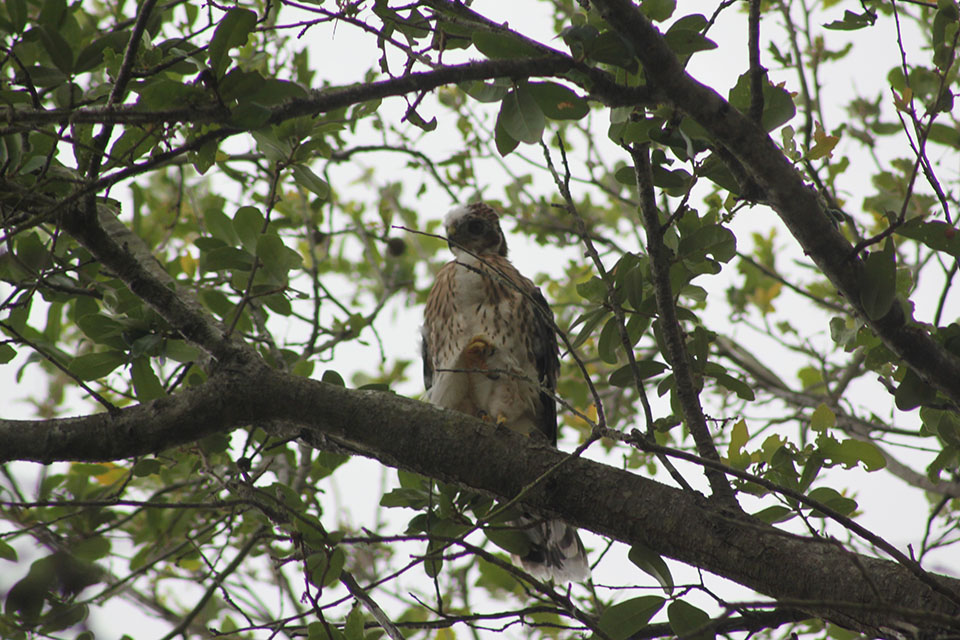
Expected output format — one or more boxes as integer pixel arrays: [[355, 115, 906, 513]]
[[443, 203, 508, 258]]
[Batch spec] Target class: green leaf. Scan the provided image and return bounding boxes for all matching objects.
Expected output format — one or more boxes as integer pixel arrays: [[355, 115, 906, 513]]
[[727, 418, 751, 469], [131, 358, 166, 402], [136, 79, 202, 110], [752, 505, 795, 524], [576, 276, 608, 303], [459, 79, 510, 103], [927, 445, 959, 483], [307, 548, 345, 587], [379, 488, 428, 509], [229, 101, 272, 129], [38, 0, 67, 28], [69, 351, 125, 380], [664, 15, 716, 55], [0, 539, 17, 562], [472, 31, 541, 59], [476, 556, 520, 594], [202, 246, 255, 272], [526, 82, 589, 120], [494, 115, 520, 156], [0, 343, 16, 364], [484, 526, 532, 556], [839, 440, 886, 472], [922, 407, 960, 446], [208, 8, 257, 77], [75, 30, 130, 73], [609, 360, 667, 387], [728, 71, 797, 132], [205, 208, 241, 246], [816, 435, 887, 472], [72, 536, 111, 561], [810, 403, 835, 432], [233, 206, 266, 251], [806, 486, 859, 516], [641, 0, 676, 21], [344, 606, 365, 640], [597, 316, 621, 365], [132, 458, 162, 477], [257, 234, 303, 281], [587, 31, 638, 70], [705, 366, 755, 400], [6, 0, 27, 32], [678, 224, 737, 263], [895, 218, 960, 258], [321, 369, 345, 386], [251, 130, 292, 163], [628, 543, 674, 594], [823, 9, 875, 31], [497, 86, 544, 144], [859, 238, 896, 320], [596, 596, 665, 640], [5, 557, 55, 623], [37, 25, 74, 73], [927, 123, 960, 149], [292, 165, 330, 199], [570, 308, 610, 350], [189, 139, 218, 175], [668, 599, 712, 639], [421, 542, 445, 580]]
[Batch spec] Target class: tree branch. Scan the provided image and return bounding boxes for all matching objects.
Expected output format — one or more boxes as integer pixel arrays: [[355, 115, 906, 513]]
[[590, 0, 960, 406], [630, 143, 737, 505], [2, 370, 958, 635]]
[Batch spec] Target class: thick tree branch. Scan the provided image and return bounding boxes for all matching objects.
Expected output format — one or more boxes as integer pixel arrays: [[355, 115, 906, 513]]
[[1, 371, 958, 635], [591, 0, 960, 406], [58, 204, 254, 365]]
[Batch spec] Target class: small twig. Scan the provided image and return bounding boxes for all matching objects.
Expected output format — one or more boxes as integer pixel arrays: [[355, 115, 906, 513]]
[[541, 136, 693, 493], [607, 427, 960, 610], [0, 320, 119, 413], [340, 571, 406, 640], [628, 144, 738, 506]]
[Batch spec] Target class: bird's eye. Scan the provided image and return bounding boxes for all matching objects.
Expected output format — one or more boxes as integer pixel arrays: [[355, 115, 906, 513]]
[[467, 219, 486, 235]]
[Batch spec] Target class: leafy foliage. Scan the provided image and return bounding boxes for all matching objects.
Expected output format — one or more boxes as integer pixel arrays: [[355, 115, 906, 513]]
[[2, 0, 960, 638]]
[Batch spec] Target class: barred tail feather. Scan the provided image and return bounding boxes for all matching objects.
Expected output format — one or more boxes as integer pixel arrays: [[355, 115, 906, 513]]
[[515, 516, 590, 583]]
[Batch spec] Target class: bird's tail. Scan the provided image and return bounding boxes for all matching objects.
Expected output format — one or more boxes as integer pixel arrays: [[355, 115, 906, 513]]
[[514, 515, 590, 583]]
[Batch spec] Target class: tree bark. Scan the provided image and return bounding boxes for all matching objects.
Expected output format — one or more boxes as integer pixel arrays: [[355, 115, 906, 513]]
[[2, 368, 958, 636]]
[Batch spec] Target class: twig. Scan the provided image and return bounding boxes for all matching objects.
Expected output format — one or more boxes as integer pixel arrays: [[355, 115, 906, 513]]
[[0, 320, 119, 413], [540, 136, 693, 493], [340, 571, 406, 640], [628, 144, 738, 506]]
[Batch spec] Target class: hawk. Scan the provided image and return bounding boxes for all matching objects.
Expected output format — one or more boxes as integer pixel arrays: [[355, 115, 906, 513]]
[[421, 202, 589, 582]]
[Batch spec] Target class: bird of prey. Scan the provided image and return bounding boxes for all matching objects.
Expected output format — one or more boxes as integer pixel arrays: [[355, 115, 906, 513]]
[[421, 202, 589, 582]]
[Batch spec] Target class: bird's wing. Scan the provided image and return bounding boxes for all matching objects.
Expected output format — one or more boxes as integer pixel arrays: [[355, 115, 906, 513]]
[[529, 285, 560, 445]]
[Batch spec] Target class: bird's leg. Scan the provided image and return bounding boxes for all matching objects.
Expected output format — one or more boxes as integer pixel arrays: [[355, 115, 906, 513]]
[[477, 409, 508, 427]]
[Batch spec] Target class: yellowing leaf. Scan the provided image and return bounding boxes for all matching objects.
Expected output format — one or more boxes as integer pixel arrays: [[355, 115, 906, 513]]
[[94, 463, 128, 486], [727, 419, 751, 469], [893, 87, 913, 112], [179, 253, 197, 278], [810, 403, 836, 432], [807, 121, 840, 160]]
